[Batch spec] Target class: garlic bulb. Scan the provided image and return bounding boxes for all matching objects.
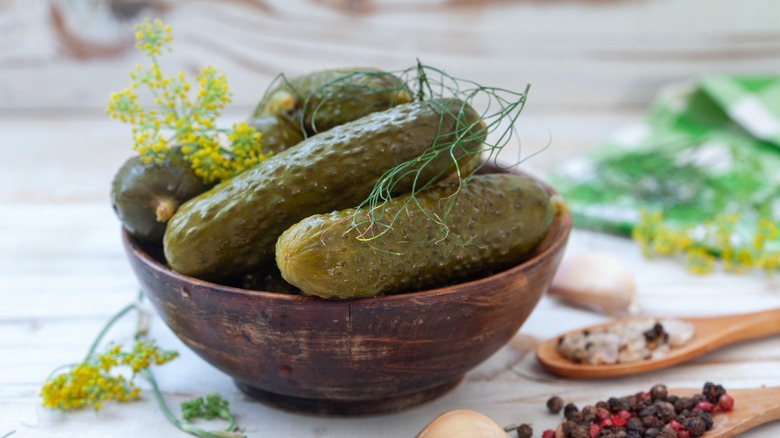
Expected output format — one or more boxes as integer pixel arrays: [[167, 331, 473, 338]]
[[548, 251, 637, 315], [416, 409, 507, 438]]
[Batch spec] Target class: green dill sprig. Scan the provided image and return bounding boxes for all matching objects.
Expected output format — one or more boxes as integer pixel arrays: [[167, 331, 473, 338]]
[[40, 293, 245, 438], [330, 61, 533, 243], [181, 394, 239, 433], [106, 18, 265, 184]]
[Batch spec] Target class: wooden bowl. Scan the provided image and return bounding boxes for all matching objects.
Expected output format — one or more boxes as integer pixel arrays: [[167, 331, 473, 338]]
[[122, 173, 571, 415]]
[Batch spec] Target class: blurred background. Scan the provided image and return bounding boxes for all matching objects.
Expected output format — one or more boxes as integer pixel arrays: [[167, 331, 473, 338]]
[[3, 0, 779, 197], [3, 0, 780, 111]]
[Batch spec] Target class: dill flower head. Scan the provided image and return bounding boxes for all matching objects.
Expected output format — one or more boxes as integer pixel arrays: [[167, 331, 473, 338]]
[[632, 209, 780, 274], [40, 340, 177, 411], [106, 19, 265, 183]]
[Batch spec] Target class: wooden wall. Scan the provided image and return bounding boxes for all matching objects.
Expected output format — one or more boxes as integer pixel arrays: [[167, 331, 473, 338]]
[[2, 0, 779, 114]]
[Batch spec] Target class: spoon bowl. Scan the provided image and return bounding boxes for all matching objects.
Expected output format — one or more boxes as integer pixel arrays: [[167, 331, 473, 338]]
[[536, 308, 780, 379]]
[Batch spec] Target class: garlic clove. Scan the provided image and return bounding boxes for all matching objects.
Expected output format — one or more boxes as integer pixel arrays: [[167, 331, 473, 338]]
[[416, 409, 507, 438], [548, 251, 637, 316]]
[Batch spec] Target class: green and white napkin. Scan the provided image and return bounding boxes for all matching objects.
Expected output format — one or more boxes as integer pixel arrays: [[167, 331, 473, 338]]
[[550, 76, 780, 272]]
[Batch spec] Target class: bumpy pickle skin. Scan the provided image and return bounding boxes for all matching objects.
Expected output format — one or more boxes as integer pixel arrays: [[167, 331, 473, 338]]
[[163, 98, 485, 279], [252, 68, 412, 136], [275, 173, 554, 299]]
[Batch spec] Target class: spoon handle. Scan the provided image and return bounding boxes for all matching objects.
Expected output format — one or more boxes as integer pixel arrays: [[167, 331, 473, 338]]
[[706, 386, 780, 437], [691, 308, 780, 348]]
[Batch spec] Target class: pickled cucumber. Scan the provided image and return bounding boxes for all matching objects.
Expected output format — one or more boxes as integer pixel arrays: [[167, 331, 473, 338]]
[[247, 114, 305, 155], [253, 68, 412, 136], [111, 147, 212, 243], [164, 98, 485, 279], [276, 173, 553, 299]]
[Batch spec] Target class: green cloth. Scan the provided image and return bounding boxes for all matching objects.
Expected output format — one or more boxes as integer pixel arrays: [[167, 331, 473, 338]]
[[549, 76, 780, 254]]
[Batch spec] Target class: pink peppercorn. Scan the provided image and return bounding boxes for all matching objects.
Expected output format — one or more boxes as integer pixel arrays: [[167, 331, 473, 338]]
[[694, 401, 714, 412], [541, 429, 556, 438], [718, 393, 735, 412], [677, 430, 691, 438], [612, 410, 632, 427], [589, 422, 601, 438], [668, 419, 685, 431]]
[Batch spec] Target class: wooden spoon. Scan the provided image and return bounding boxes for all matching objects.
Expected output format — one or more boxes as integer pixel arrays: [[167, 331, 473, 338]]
[[536, 308, 780, 379], [555, 386, 780, 438]]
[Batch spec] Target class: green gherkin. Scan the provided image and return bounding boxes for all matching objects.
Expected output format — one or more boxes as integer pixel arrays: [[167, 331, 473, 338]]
[[276, 173, 554, 299], [252, 67, 412, 137], [111, 147, 212, 244], [164, 98, 485, 279]]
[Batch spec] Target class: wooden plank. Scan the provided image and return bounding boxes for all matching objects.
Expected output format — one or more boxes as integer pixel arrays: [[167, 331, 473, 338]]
[[1, 0, 779, 111]]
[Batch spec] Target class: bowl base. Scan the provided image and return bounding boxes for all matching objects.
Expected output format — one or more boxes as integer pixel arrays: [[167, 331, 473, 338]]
[[235, 377, 463, 416]]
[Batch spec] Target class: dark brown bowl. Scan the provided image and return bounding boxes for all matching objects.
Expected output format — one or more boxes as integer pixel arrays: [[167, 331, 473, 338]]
[[122, 172, 571, 415]]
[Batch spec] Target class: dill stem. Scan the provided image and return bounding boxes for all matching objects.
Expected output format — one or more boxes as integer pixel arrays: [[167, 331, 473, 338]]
[[84, 301, 138, 360]]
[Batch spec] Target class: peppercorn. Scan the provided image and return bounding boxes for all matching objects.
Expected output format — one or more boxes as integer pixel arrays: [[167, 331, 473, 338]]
[[563, 403, 580, 420], [570, 425, 590, 438], [615, 399, 632, 412], [703, 382, 726, 404], [654, 401, 676, 422], [698, 411, 713, 430], [547, 396, 565, 414], [516, 423, 533, 438], [649, 384, 668, 401], [644, 427, 661, 438], [641, 414, 662, 429], [541, 429, 556, 438], [561, 420, 578, 436], [718, 393, 734, 412], [581, 405, 597, 423], [658, 424, 677, 438], [683, 416, 707, 437], [625, 417, 644, 433]]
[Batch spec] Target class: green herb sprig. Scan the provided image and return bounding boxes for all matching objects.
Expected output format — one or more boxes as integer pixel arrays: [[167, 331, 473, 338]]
[[40, 293, 245, 438], [300, 61, 534, 245]]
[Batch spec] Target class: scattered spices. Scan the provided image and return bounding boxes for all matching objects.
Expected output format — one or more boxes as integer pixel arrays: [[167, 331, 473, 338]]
[[556, 318, 695, 365], [515, 423, 533, 438], [552, 382, 733, 438], [547, 395, 565, 414]]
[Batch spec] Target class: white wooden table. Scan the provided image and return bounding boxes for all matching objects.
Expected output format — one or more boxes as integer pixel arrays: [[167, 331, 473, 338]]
[[2, 1, 780, 437]]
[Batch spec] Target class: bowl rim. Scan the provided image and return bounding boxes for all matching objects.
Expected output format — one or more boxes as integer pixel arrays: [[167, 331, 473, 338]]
[[123, 173, 571, 304]]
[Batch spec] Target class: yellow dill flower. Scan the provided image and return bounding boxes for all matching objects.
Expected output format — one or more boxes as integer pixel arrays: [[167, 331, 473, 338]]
[[40, 340, 177, 412], [107, 19, 266, 183], [633, 210, 780, 275], [134, 18, 172, 57]]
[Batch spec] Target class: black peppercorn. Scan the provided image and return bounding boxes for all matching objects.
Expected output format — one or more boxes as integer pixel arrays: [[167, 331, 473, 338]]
[[516, 423, 533, 438], [644, 427, 661, 438], [571, 425, 590, 438], [563, 403, 580, 420], [547, 396, 564, 414], [658, 424, 677, 438], [625, 417, 644, 432], [649, 384, 668, 401], [683, 416, 707, 437], [697, 411, 713, 430], [581, 405, 597, 423]]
